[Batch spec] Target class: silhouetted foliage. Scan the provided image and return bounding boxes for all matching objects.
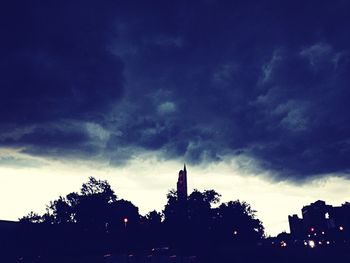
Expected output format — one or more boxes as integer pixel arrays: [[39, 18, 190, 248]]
[[214, 200, 265, 245], [46, 196, 73, 224], [141, 210, 164, 248], [162, 188, 264, 253], [19, 211, 43, 224], [112, 199, 140, 230], [20, 177, 120, 228], [18, 177, 266, 261], [80, 176, 117, 202]]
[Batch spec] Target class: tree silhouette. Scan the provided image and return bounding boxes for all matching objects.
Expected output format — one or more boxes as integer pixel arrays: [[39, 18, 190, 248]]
[[18, 176, 265, 259], [186, 189, 221, 251], [19, 211, 43, 223], [141, 210, 164, 248], [45, 196, 73, 224], [162, 188, 264, 252], [213, 200, 264, 245], [111, 199, 139, 230], [21, 177, 119, 227], [80, 177, 117, 202], [145, 210, 163, 225]]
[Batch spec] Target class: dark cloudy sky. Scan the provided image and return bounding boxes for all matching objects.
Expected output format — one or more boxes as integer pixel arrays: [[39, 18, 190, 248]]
[[1, 1, 350, 235]]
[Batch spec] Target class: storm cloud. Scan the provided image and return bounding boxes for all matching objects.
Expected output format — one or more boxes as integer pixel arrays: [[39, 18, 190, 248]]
[[1, 1, 350, 181], [0, 1, 124, 124]]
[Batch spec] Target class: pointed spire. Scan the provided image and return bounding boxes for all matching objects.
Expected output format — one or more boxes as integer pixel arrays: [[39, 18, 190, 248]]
[[184, 163, 186, 172]]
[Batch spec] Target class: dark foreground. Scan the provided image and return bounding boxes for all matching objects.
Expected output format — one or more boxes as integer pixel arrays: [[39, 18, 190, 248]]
[[2, 246, 350, 263]]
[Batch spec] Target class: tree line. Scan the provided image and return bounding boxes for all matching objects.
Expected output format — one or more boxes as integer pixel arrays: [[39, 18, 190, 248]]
[[18, 176, 264, 257]]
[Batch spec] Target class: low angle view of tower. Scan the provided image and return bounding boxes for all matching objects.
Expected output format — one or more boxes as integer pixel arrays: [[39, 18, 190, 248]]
[[177, 164, 188, 201]]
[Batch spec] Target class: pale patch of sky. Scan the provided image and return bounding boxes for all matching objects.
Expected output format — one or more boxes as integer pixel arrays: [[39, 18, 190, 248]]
[[157, 101, 176, 115]]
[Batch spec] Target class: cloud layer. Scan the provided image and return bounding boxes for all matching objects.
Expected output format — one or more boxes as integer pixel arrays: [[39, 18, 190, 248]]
[[2, 1, 350, 181]]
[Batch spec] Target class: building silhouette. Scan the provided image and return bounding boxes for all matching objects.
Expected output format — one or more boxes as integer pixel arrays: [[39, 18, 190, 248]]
[[289, 200, 350, 243], [177, 164, 188, 201]]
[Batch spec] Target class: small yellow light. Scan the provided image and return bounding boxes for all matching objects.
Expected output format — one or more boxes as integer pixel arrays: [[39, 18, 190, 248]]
[[308, 240, 316, 248]]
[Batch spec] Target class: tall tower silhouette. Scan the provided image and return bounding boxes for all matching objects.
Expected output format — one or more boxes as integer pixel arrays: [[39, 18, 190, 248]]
[[177, 164, 188, 201]]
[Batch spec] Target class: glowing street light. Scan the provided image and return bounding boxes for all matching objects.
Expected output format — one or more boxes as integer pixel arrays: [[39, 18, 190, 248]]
[[308, 240, 316, 248], [280, 241, 287, 247], [233, 230, 238, 235], [339, 226, 344, 231], [124, 217, 128, 228]]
